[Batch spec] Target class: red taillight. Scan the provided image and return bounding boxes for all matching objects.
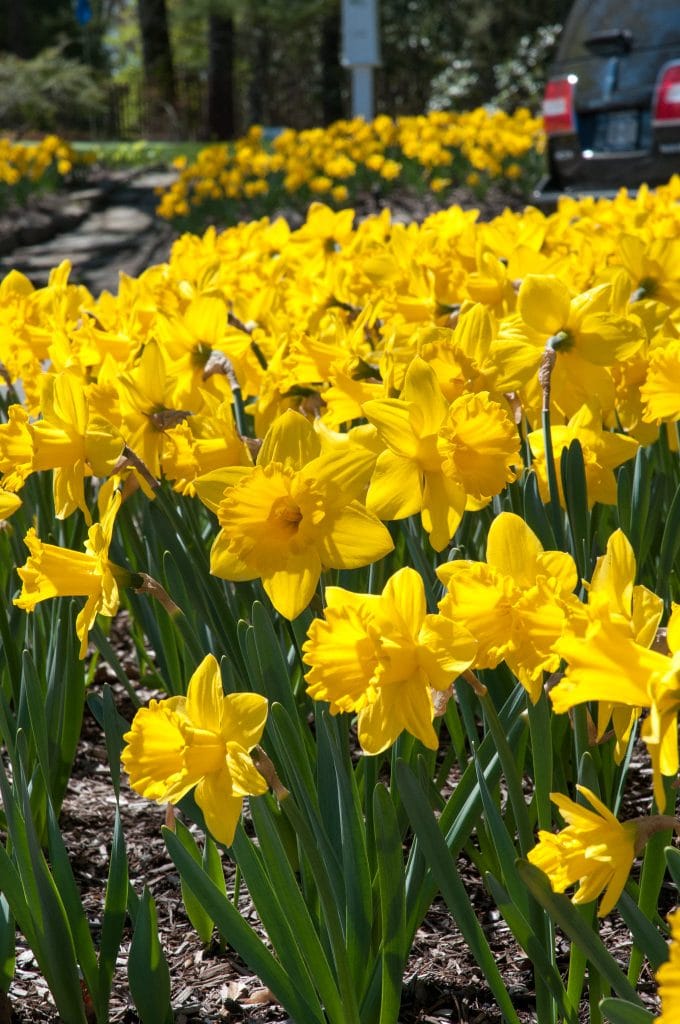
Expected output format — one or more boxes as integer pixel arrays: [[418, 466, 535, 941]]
[[542, 76, 577, 135], [653, 62, 680, 124]]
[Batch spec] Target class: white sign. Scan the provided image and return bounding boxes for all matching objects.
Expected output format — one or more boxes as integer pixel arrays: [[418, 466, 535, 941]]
[[341, 0, 380, 67]]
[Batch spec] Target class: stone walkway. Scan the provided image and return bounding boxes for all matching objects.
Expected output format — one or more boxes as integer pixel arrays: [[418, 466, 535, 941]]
[[0, 169, 178, 295]]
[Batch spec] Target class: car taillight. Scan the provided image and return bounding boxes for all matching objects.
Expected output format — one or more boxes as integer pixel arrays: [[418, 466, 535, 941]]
[[542, 76, 577, 135], [653, 62, 680, 124]]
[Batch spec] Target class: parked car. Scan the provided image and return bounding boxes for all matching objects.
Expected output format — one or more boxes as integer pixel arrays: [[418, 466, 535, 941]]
[[533, 0, 680, 205]]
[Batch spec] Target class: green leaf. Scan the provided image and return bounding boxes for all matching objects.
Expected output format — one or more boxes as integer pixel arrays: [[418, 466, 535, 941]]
[[202, 835, 227, 897], [127, 887, 172, 1024], [274, 798, 361, 1024], [665, 845, 680, 890], [616, 462, 633, 539], [627, 812, 674, 984], [22, 650, 49, 781], [485, 873, 576, 1023], [0, 896, 14, 994], [90, 623, 141, 706], [164, 827, 326, 1024], [522, 469, 557, 551], [45, 800, 100, 1013], [626, 447, 651, 557], [248, 797, 345, 1024], [20, 784, 87, 1024], [475, 763, 528, 917], [599, 998, 655, 1024], [561, 437, 591, 579], [656, 482, 680, 595], [616, 889, 668, 972], [404, 682, 528, 940], [516, 860, 643, 1004], [373, 784, 407, 1024], [251, 601, 300, 718], [98, 808, 129, 1009], [320, 712, 373, 990], [173, 820, 216, 945], [397, 761, 521, 1024], [45, 601, 85, 811], [230, 819, 328, 1022]]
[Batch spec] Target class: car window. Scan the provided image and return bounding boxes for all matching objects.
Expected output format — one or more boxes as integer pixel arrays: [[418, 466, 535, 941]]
[[558, 0, 680, 57]]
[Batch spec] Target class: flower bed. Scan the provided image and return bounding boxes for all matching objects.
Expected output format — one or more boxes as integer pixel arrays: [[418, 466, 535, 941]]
[[0, 174, 679, 1022]]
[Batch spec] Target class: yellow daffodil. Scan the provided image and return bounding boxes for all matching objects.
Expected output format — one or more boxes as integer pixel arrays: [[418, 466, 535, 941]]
[[210, 410, 393, 620], [303, 566, 476, 754], [122, 654, 268, 846], [517, 275, 643, 418], [552, 605, 680, 810], [528, 785, 638, 917], [364, 357, 518, 550], [437, 512, 578, 702], [527, 403, 639, 507], [116, 340, 192, 478], [566, 529, 664, 760], [657, 909, 680, 1023], [641, 338, 680, 425], [31, 369, 124, 521], [0, 487, 21, 520], [13, 488, 127, 658]]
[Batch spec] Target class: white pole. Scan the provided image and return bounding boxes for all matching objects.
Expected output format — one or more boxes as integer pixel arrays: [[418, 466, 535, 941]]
[[351, 65, 374, 120], [341, 0, 380, 122]]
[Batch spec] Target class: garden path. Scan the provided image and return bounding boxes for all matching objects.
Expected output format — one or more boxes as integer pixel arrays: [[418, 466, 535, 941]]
[[0, 169, 177, 294]]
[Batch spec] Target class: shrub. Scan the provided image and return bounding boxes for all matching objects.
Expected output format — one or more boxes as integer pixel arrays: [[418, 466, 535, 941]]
[[0, 44, 106, 135]]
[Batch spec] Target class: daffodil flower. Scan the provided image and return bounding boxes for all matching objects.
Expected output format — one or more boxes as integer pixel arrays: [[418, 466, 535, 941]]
[[527, 402, 639, 507], [437, 512, 578, 702], [517, 275, 643, 418], [552, 604, 680, 810], [209, 409, 393, 620], [122, 654, 268, 846], [0, 370, 123, 522], [13, 488, 127, 658], [364, 357, 518, 550], [528, 786, 638, 917], [303, 566, 476, 754], [657, 909, 680, 1023], [565, 529, 663, 760]]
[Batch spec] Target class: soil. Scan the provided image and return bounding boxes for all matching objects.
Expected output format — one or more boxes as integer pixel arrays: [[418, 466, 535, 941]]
[[0, 175, 670, 1023]]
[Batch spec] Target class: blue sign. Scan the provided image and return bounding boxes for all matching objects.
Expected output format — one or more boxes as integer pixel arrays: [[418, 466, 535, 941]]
[[75, 0, 93, 26]]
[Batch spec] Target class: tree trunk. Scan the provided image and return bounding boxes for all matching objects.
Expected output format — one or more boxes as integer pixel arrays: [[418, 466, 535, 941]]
[[208, 13, 236, 139], [137, 0, 176, 133], [320, 3, 344, 125]]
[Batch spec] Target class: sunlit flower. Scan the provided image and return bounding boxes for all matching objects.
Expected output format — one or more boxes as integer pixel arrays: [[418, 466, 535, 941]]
[[364, 357, 518, 550], [552, 604, 680, 810], [303, 566, 476, 754], [657, 909, 680, 1023], [13, 488, 127, 657], [210, 410, 393, 620], [527, 403, 639, 506], [437, 512, 578, 702], [122, 654, 268, 846], [528, 786, 637, 917], [565, 529, 663, 760]]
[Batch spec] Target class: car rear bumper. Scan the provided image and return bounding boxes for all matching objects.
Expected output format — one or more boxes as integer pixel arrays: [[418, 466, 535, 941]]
[[530, 176, 639, 210]]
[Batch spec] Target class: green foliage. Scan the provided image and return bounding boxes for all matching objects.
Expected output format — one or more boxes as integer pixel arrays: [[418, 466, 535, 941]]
[[0, 46, 106, 134], [492, 24, 563, 111]]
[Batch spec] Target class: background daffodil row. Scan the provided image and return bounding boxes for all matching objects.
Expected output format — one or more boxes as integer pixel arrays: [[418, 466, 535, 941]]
[[0, 175, 680, 1023]]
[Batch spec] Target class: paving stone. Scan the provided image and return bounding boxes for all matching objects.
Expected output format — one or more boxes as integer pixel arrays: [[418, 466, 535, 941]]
[[0, 168, 178, 294]]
